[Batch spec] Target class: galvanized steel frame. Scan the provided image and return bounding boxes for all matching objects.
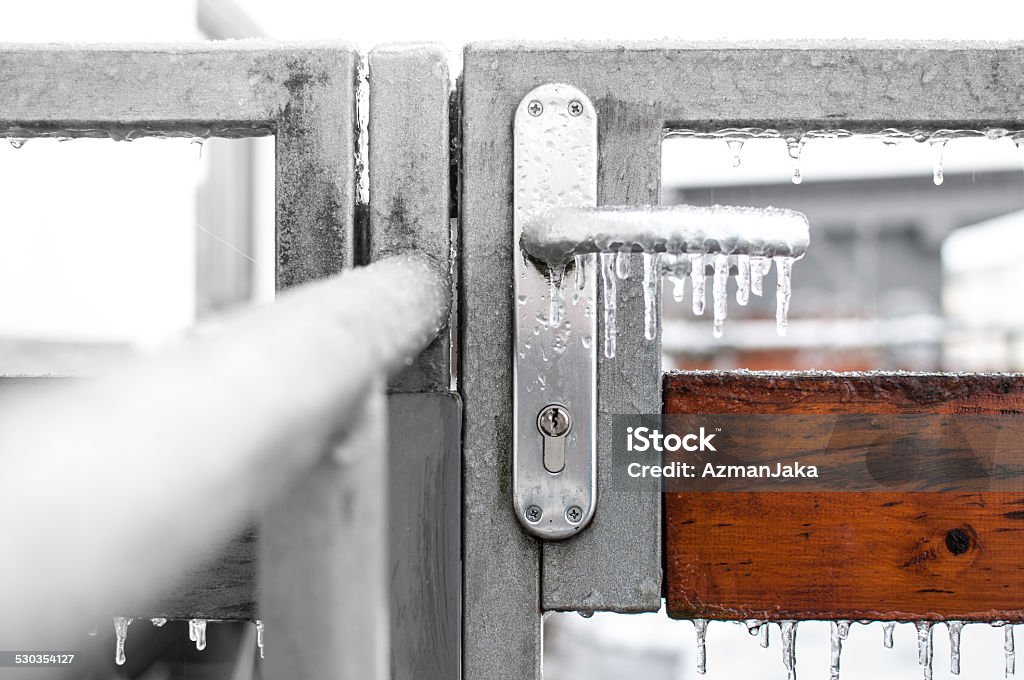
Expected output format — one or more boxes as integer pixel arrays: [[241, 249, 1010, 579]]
[[460, 41, 1024, 680]]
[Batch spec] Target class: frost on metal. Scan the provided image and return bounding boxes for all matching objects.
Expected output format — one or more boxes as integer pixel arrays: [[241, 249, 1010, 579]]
[[523, 204, 809, 352], [521, 204, 809, 268]]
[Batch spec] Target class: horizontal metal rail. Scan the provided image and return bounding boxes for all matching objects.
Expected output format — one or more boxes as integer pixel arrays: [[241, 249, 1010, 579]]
[[0, 254, 449, 673], [521, 205, 810, 267]]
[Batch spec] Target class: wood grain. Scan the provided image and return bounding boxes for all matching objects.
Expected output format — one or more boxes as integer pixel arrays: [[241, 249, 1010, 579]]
[[664, 371, 1024, 621]]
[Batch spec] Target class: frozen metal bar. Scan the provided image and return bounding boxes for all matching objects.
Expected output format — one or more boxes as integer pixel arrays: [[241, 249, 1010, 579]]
[[0, 255, 449, 654], [521, 205, 810, 267], [368, 43, 453, 392]]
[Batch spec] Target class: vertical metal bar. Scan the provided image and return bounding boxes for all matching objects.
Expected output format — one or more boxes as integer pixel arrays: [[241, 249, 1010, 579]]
[[461, 47, 543, 680], [387, 392, 462, 680], [261, 386, 389, 680], [275, 50, 357, 287], [368, 43, 452, 392]]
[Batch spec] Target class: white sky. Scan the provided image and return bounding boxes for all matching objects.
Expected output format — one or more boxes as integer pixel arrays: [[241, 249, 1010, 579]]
[[231, 0, 1024, 48]]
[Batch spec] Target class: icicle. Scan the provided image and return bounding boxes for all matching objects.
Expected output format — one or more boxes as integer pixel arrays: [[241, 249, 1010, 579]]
[[189, 619, 207, 651], [642, 253, 659, 341], [150, 618, 167, 627], [192, 138, 204, 160], [751, 256, 771, 297], [666, 254, 689, 304], [830, 621, 851, 680], [1007, 625, 1016, 677], [775, 256, 793, 336], [689, 254, 706, 315], [712, 254, 729, 338], [883, 622, 895, 649], [761, 622, 770, 648], [114, 617, 132, 666], [548, 264, 565, 327], [671, 276, 686, 303], [930, 139, 948, 186], [781, 621, 798, 680], [615, 249, 630, 280], [916, 621, 933, 680], [736, 254, 751, 305], [8, 138, 25, 149], [726, 139, 744, 167], [948, 621, 963, 675], [600, 253, 617, 359], [256, 620, 265, 660], [693, 619, 708, 675], [574, 254, 587, 291], [787, 137, 805, 185]]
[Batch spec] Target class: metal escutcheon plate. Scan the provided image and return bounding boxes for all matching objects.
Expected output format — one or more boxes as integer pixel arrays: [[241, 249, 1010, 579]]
[[513, 83, 598, 540]]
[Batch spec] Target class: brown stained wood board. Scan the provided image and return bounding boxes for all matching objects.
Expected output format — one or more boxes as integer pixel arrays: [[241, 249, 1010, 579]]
[[664, 371, 1024, 622]]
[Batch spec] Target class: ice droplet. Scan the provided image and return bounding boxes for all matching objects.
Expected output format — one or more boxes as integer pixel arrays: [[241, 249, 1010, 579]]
[[948, 621, 963, 675], [931, 139, 948, 186], [830, 621, 851, 680], [1007, 625, 1016, 678], [781, 621, 799, 680], [189, 619, 207, 651], [574, 254, 587, 291], [775, 256, 794, 336], [87, 624, 98, 637], [581, 334, 592, 349], [690, 254, 706, 315], [883, 622, 896, 649], [712, 254, 729, 338], [114, 617, 132, 666], [256, 620, 265, 660], [150, 618, 167, 627], [787, 137, 805, 185], [600, 253, 617, 359], [736, 254, 751, 305], [726, 139, 744, 167], [693, 619, 708, 675], [614, 250, 630, 280], [642, 253, 659, 340], [8, 138, 25, 149], [916, 621, 933, 680]]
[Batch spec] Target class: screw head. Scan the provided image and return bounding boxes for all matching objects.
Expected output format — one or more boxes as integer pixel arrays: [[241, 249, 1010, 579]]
[[538, 404, 572, 438], [525, 505, 543, 523], [567, 100, 584, 116], [527, 100, 543, 117], [565, 506, 583, 524]]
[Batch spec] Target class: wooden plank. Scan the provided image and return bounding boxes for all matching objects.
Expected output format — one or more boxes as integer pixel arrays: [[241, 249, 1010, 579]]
[[665, 371, 1024, 621]]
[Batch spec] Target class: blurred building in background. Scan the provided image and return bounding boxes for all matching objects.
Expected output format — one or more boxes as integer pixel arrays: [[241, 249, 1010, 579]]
[[661, 136, 1024, 373]]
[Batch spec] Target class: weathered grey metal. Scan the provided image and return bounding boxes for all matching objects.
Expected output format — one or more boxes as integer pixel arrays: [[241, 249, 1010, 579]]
[[462, 44, 663, 634], [368, 43, 453, 391], [387, 392, 462, 680], [464, 41, 1024, 621], [262, 387, 388, 680], [0, 42, 356, 285]]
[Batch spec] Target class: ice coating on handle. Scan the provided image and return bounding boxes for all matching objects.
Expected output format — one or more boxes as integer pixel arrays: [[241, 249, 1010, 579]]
[[521, 204, 810, 268]]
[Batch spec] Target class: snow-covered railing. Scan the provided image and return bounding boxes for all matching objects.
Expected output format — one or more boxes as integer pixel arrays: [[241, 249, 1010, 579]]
[[0, 254, 449, 678]]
